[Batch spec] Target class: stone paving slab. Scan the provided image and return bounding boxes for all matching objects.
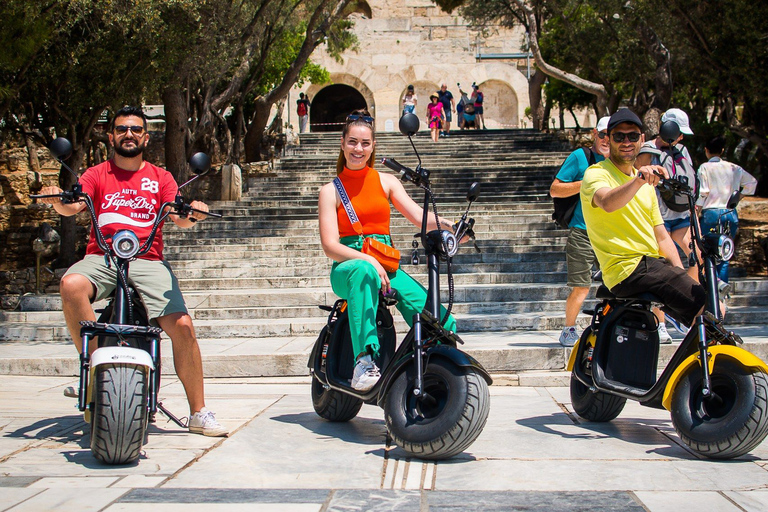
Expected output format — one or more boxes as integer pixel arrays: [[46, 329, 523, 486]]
[[2, 375, 768, 511]]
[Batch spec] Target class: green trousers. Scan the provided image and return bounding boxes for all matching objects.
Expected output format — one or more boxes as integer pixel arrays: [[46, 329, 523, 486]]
[[330, 235, 457, 360]]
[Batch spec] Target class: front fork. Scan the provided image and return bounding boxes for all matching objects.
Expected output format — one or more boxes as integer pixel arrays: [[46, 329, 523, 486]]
[[412, 313, 425, 397], [76, 331, 161, 415], [696, 315, 714, 398]]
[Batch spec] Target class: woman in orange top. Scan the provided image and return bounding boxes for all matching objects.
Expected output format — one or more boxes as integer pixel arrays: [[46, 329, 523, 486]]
[[318, 109, 457, 391]]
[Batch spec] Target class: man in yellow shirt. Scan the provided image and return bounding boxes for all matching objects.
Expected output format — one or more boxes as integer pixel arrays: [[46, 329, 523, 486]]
[[581, 109, 706, 328]]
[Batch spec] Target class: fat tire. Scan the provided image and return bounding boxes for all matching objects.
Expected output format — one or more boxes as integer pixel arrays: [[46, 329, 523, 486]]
[[90, 364, 148, 464], [311, 375, 363, 422], [671, 358, 768, 459], [570, 373, 627, 422], [384, 358, 490, 460]]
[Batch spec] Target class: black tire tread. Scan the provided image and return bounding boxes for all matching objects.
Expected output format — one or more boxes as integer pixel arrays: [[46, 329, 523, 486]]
[[311, 377, 364, 422], [673, 363, 768, 459], [387, 365, 490, 460], [90, 364, 148, 464], [570, 374, 627, 422]]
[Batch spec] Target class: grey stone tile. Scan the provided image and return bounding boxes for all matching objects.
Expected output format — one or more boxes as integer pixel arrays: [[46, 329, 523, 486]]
[[0, 488, 44, 511], [118, 488, 329, 503], [6, 487, 128, 512], [426, 490, 645, 511], [634, 491, 740, 511], [327, 490, 421, 512], [722, 490, 768, 512], [0, 476, 40, 487]]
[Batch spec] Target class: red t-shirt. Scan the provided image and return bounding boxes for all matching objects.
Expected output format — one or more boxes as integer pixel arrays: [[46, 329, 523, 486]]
[[79, 160, 178, 261]]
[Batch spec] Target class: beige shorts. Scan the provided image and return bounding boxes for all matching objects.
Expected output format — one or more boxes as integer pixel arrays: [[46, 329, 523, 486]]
[[64, 255, 188, 321]]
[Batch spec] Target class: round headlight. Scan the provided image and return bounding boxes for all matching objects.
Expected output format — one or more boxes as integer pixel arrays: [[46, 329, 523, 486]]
[[441, 230, 458, 257], [112, 230, 140, 259], [719, 235, 735, 261], [703, 233, 734, 262]]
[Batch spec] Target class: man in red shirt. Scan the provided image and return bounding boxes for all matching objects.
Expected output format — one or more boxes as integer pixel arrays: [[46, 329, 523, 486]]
[[38, 106, 227, 437]]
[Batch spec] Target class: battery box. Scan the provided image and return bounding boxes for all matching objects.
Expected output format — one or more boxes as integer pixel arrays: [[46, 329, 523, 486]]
[[602, 306, 660, 390]]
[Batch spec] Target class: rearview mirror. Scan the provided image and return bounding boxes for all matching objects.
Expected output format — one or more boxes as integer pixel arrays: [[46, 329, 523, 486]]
[[399, 113, 420, 137], [466, 182, 481, 202], [49, 138, 73, 161], [189, 152, 211, 175]]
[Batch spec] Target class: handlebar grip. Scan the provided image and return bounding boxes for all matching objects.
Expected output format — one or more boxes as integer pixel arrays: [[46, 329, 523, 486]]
[[381, 158, 412, 175], [30, 194, 62, 199]]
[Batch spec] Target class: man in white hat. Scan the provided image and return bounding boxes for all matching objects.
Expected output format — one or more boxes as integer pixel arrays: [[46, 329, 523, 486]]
[[635, 107, 699, 340], [550, 116, 611, 346]]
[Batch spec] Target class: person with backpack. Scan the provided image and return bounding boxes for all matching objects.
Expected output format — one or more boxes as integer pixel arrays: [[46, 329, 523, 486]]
[[636, 108, 699, 339], [550, 116, 610, 347], [470, 83, 486, 129], [297, 93, 311, 133]]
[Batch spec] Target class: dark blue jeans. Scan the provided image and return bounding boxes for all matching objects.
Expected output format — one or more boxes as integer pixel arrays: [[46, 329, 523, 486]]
[[700, 208, 739, 282]]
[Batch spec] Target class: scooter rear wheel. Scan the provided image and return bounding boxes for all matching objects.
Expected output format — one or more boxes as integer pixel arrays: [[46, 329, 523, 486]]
[[311, 375, 363, 422], [570, 374, 627, 422], [671, 358, 768, 459], [384, 358, 490, 460], [90, 364, 148, 464]]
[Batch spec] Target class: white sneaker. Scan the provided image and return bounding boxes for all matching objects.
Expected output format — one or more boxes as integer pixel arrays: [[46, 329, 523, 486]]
[[559, 326, 579, 347], [63, 386, 78, 398], [188, 408, 228, 437], [351, 355, 381, 391], [657, 324, 673, 344]]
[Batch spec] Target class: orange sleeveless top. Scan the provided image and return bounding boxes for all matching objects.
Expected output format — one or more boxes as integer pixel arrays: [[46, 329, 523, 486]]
[[336, 166, 391, 237]]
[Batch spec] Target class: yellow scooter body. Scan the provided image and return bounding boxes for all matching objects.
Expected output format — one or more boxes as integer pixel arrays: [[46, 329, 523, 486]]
[[661, 345, 768, 410]]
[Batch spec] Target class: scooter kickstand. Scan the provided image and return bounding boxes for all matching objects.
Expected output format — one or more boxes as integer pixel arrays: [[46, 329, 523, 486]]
[[157, 401, 189, 428]]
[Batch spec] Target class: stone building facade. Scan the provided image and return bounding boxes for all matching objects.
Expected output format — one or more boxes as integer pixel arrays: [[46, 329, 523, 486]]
[[293, 0, 534, 132]]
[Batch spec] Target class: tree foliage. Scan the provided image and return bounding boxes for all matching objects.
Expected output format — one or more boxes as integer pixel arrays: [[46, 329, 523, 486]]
[[435, 0, 768, 188]]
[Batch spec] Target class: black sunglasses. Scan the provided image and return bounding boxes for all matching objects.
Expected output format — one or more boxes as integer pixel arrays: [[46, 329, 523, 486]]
[[114, 125, 145, 135], [597, 131, 608, 139], [611, 131, 641, 143], [346, 113, 374, 124]]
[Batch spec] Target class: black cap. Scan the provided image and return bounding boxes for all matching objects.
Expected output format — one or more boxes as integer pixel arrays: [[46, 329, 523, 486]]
[[607, 109, 643, 132]]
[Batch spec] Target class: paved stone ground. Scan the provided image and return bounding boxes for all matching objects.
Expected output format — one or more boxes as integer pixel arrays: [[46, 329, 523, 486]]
[[2, 375, 768, 511]]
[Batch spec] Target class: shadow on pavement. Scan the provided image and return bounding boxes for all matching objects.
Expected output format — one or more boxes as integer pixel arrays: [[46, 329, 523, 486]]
[[271, 411, 387, 446]]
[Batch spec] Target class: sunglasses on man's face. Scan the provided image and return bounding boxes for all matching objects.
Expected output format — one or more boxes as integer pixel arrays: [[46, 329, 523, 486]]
[[346, 114, 374, 124], [597, 131, 608, 139], [611, 131, 641, 143], [114, 125, 145, 135]]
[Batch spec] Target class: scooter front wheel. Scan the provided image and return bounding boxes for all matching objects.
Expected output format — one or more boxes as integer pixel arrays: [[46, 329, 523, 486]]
[[90, 364, 149, 464], [384, 358, 490, 460], [671, 358, 768, 459], [311, 375, 363, 422]]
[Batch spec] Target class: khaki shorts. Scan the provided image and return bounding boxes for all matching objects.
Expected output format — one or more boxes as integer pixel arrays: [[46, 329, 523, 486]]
[[566, 227, 598, 288], [64, 255, 188, 321]]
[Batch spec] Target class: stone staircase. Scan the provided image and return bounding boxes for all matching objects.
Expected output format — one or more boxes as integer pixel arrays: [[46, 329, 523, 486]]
[[3, 129, 768, 350]]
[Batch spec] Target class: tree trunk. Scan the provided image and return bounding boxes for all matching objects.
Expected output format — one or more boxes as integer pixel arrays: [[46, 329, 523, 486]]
[[55, 145, 85, 269], [162, 87, 189, 183], [244, 98, 273, 162], [528, 69, 547, 131]]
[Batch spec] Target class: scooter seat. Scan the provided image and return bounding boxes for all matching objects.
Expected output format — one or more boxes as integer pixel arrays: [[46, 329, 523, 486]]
[[595, 284, 661, 303]]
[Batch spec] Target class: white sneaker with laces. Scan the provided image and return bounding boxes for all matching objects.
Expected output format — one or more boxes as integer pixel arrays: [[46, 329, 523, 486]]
[[558, 326, 580, 347], [188, 408, 229, 437], [657, 323, 673, 344], [351, 354, 381, 391]]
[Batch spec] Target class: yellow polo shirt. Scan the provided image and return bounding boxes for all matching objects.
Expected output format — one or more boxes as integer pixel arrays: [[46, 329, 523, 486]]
[[581, 159, 664, 289]]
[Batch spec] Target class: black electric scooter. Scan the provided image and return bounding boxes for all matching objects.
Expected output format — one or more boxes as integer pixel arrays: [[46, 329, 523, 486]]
[[31, 138, 219, 464], [568, 122, 768, 458], [308, 113, 492, 460]]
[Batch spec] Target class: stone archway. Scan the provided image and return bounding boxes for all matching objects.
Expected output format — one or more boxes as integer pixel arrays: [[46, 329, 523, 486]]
[[309, 84, 368, 132], [477, 79, 519, 129], [399, 81, 440, 125]]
